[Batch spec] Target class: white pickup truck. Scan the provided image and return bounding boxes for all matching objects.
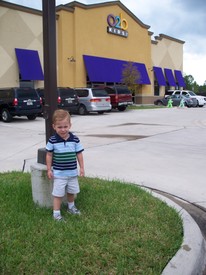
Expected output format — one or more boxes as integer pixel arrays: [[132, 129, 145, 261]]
[[166, 90, 206, 107]]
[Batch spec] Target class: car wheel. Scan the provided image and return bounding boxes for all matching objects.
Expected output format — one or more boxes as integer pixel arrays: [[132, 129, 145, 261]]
[[27, 114, 37, 120], [78, 105, 88, 115], [118, 106, 126, 111], [157, 101, 163, 106], [1, 108, 12, 122]]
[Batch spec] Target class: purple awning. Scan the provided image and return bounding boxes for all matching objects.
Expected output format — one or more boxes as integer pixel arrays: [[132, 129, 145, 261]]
[[83, 55, 151, 85], [164, 68, 176, 86], [15, 48, 44, 80], [174, 70, 186, 87], [153, 67, 166, 86]]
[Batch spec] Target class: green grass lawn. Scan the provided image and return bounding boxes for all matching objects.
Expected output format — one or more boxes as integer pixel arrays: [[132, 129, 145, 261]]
[[0, 172, 183, 274]]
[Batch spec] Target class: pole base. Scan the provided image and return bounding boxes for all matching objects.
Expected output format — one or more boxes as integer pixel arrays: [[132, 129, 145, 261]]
[[37, 148, 47, 165]]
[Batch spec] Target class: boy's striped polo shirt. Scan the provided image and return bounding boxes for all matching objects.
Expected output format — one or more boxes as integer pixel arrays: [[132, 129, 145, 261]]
[[46, 132, 84, 177]]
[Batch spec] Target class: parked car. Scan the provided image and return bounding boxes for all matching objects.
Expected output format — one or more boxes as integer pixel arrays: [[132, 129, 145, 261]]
[[165, 90, 205, 107], [154, 94, 197, 107], [103, 85, 133, 111], [0, 87, 42, 122], [37, 87, 79, 114], [74, 87, 111, 115]]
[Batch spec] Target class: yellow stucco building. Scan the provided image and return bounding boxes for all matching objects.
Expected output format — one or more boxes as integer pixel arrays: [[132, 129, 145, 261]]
[[0, 0, 185, 104]]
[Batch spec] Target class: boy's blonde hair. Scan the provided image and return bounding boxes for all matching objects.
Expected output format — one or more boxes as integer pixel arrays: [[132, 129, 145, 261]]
[[52, 109, 71, 124]]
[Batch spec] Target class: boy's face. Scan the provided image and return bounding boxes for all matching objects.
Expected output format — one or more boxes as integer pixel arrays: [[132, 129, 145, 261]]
[[53, 117, 71, 140]]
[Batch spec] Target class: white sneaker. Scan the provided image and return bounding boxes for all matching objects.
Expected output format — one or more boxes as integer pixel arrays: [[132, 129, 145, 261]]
[[53, 214, 64, 221], [67, 205, 81, 215]]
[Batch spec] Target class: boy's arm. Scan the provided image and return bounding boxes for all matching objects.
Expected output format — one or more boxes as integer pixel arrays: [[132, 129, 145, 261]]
[[46, 151, 53, 179], [77, 152, 85, 177]]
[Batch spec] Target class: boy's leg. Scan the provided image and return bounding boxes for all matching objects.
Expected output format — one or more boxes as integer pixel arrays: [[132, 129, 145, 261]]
[[67, 193, 80, 215], [53, 196, 62, 210], [66, 176, 81, 215], [53, 196, 63, 220], [52, 178, 67, 220], [67, 193, 75, 203]]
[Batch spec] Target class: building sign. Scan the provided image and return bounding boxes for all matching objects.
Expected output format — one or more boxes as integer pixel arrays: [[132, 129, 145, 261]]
[[107, 13, 128, 38]]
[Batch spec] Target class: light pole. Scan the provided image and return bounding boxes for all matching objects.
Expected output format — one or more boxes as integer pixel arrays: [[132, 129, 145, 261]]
[[42, 0, 57, 142], [38, 0, 57, 164]]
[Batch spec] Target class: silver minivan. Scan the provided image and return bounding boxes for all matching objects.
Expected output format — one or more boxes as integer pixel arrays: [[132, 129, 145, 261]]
[[74, 88, 111, 115]]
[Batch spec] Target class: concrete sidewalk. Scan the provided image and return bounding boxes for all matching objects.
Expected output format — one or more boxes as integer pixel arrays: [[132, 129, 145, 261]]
[[1, 107, 206, 273]]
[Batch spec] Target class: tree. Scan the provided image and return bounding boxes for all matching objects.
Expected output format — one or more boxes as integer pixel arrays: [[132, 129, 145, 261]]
[[184, 74, 206, 95], [121, 62, 140, 95], [184, 74, 199, 93], [184, 74, 194, 90], [198, 83, 206, 96]]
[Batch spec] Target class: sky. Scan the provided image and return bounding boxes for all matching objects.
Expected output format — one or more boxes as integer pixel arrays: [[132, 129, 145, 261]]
[[4, 0, 206, 85]]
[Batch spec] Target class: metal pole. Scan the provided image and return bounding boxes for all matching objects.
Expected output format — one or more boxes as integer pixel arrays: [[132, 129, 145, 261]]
[[42, 0, 57, 143], [38, 0, 57, 164]]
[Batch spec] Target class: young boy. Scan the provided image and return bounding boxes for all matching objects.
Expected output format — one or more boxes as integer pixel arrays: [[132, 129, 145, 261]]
[[46, 109, 85, 221]]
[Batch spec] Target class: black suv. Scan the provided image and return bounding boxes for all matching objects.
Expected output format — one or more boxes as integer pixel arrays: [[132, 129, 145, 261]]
[[0, 87, 42, 122], [37, 87, 79, 114]]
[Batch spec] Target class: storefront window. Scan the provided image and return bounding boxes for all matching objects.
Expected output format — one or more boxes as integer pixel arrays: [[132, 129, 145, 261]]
[[154, 80, 159, 96]]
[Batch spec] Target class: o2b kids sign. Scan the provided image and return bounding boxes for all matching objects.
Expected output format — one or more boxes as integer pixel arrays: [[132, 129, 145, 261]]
[[107, 13, 128, 38]]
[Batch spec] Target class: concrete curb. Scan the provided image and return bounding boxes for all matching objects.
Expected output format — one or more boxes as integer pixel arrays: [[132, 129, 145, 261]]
[[150, 191, 206, 275]]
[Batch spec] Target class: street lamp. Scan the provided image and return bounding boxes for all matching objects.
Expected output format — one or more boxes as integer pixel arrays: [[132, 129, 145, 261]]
[[38, 0, 57, 164]]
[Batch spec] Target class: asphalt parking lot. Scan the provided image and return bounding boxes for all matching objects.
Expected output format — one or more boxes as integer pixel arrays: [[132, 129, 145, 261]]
[[1, 106, 206, 237]]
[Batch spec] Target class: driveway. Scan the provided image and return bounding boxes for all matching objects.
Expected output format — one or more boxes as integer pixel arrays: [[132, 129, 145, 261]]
[[0, 107, 206, 211]]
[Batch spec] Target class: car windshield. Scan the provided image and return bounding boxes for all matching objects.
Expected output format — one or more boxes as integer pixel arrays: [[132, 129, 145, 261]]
[[59, 89, 76, 97], [171, 95, 179, 99], [165, 91, 175, 96], [116, 87, 131, 95], [92, 89, 108, 97], [187, 91, 196, 96], [17, 89, 38, 99]]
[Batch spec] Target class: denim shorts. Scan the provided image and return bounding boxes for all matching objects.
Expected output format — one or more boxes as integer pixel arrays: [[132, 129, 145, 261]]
[[52, 176, 80, 197]]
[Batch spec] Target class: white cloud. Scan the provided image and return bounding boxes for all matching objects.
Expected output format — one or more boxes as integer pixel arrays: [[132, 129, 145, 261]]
[[120, 0, 206, 85], [184, 52, 206, 85]]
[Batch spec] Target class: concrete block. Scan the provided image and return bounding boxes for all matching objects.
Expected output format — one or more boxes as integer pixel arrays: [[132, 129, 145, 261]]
[[30, 163, 68, 208], [31, 163, 53, 207]]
